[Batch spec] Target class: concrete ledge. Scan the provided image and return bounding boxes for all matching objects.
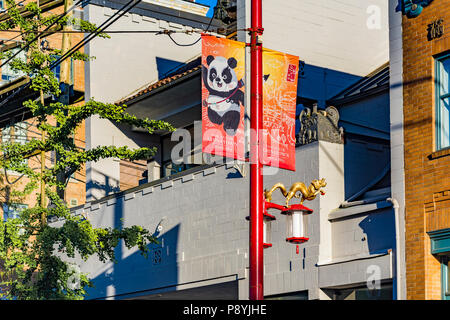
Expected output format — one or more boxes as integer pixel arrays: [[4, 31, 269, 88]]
[[182, 174, 194, 183], [142, 186, 153, 195], [203, 167, 216, 176], [318, 251, 393, 289], [107, 197, 117, 206], [124, 192, 135, 201], [161, 180, 173, 189], [328, 201, 392, 221]]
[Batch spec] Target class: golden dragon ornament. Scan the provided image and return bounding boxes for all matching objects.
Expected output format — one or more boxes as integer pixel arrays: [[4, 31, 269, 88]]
[[264, 178, 327, 207]]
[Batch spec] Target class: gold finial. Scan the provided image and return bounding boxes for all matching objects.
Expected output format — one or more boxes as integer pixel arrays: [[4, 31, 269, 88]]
[[264, 178, 327, 207]]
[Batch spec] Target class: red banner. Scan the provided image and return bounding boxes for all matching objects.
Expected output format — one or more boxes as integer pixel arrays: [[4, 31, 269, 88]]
[[262, 48, 299, 171], [201, 34, 246, 161], [201, 36, 299, 170]]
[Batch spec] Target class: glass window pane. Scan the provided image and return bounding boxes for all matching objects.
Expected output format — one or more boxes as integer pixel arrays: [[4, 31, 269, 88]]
[[440, 59, 450, 96], [1, 47, 26, 84], [447, 258, 450, 294], [15, 122, 27, 145], [439, 97, 450, 149], [2, 125, 11, 143]]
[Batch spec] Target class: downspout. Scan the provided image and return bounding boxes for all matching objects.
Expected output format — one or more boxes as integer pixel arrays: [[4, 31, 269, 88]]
[[386, 197, 402, 300]]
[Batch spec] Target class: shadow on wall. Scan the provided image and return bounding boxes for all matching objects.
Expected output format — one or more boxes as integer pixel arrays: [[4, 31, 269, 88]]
[[85, 196, 180, 300], [343, 135, 390, 200], [156, 57, 186, 80], [86, 172, 121, 201], [358, 208, 395, 255]]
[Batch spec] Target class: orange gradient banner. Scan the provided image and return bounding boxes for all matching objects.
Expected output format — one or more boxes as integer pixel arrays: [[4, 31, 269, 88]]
[[262, 48, 299, 171], [201, 36, 299, 169], [201, 34, 246, 161]]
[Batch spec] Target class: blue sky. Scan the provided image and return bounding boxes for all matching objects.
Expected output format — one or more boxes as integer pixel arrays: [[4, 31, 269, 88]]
[[195, 0, 218, 17]]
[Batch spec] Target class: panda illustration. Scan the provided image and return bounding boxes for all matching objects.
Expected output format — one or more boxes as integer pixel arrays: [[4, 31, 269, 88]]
[[202, 55, 245, 136]]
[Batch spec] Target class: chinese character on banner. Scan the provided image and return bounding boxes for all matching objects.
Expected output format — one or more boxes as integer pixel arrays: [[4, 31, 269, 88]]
[[262, 48, 299, 171], [201, 34, 246, 161]]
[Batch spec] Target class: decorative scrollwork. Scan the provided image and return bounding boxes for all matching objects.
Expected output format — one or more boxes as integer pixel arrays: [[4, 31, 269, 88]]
[[297, 104, 344, 146]]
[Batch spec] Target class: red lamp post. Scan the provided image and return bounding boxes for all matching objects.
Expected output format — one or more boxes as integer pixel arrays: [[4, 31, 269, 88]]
[[249, 0, 264, 301]]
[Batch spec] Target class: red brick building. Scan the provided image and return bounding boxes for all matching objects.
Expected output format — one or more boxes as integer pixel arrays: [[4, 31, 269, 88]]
[[401, 0, 450, 300]]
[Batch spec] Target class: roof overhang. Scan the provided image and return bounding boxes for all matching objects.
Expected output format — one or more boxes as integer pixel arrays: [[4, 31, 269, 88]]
[[123, 68, 202, 130]]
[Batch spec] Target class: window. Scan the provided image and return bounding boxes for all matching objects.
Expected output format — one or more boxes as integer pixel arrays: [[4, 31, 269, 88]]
[[2, 122, 28, 169], [50, 55, 74, 83], [436, 54, 450, 150], [265, 291, 308, 300], [161, 125, 201, 178], [326, 282, 393, 300], [1, 47, 26, 85], [2, 203, 27, 221], [442, 256, 450, 300], [2, 122, 28, 145], [427, 229, 450, 300]]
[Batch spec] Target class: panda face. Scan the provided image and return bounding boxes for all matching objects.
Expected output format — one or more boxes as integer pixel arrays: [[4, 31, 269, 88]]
[[206, 56, 238, 93]]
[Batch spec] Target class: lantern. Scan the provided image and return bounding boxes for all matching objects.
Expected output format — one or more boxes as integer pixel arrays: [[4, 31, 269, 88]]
[[281, 204, 313, 244], [245, 211, 276, 249], [263, 212, 276, 248]]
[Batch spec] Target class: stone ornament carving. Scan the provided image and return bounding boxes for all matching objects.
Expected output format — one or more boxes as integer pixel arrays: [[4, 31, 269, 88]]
[[297, 104, 344, 146]]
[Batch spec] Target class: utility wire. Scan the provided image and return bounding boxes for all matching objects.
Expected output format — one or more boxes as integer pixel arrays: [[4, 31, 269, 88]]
[[0, 0, 27, 15], [1, 29, 225, 34], [0, 0, 220, 107], [163, 5, 217, 47], [0, 0, 129, 107], [0, 0, 37, 44], [0, 0, 88, 70], [49, 0, 142, 70]]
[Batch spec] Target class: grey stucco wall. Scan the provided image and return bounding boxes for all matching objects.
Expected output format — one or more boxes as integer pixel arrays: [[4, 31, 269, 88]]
[[78, 0, 395, 299], [66, 140, 394, 299], [84, 2, 215, 200], [331, 207, 395, 259]]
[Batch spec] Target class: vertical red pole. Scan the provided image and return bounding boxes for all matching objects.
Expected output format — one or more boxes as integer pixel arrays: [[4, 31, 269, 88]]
[[249, 0, 263, 301]]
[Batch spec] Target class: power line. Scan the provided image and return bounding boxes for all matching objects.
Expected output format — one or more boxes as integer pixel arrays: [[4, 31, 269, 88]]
[[0, 0, 26, 15], [163, 5, 217, 47], [0, 0, 89, 70], [49, 0, 143, 70], [1, 29, 222, 34], [0, 0, 128, 107], [0, 0, 221, 108], [0, 0, 38, 45]]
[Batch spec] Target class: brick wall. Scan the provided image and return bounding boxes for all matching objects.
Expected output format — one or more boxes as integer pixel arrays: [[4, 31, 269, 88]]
[[0, 2, 86, 211], [402, 0, 450, 300], [119, 159, 147, 191]]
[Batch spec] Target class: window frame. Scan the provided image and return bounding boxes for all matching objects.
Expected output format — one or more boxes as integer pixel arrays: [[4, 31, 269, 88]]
[[442, 256, 450, 300], [160, 124, 201, 178], [435, 52, 450, 150], [1, 47, 27, 84], [1, 122, 29, 170]]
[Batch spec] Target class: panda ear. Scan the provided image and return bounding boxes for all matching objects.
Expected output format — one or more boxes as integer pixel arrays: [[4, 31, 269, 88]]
[[206, 55, 215, 66], [227, 57, 237, 69]]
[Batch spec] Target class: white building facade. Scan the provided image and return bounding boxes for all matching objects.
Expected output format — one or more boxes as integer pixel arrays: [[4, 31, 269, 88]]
[[67, 0, 397, 300]]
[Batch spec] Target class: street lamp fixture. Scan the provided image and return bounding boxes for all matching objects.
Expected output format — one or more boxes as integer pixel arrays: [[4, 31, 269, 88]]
[[262, 179, 326, 246], [262, 211, 276, 248], [282, 204, 313, 244]]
